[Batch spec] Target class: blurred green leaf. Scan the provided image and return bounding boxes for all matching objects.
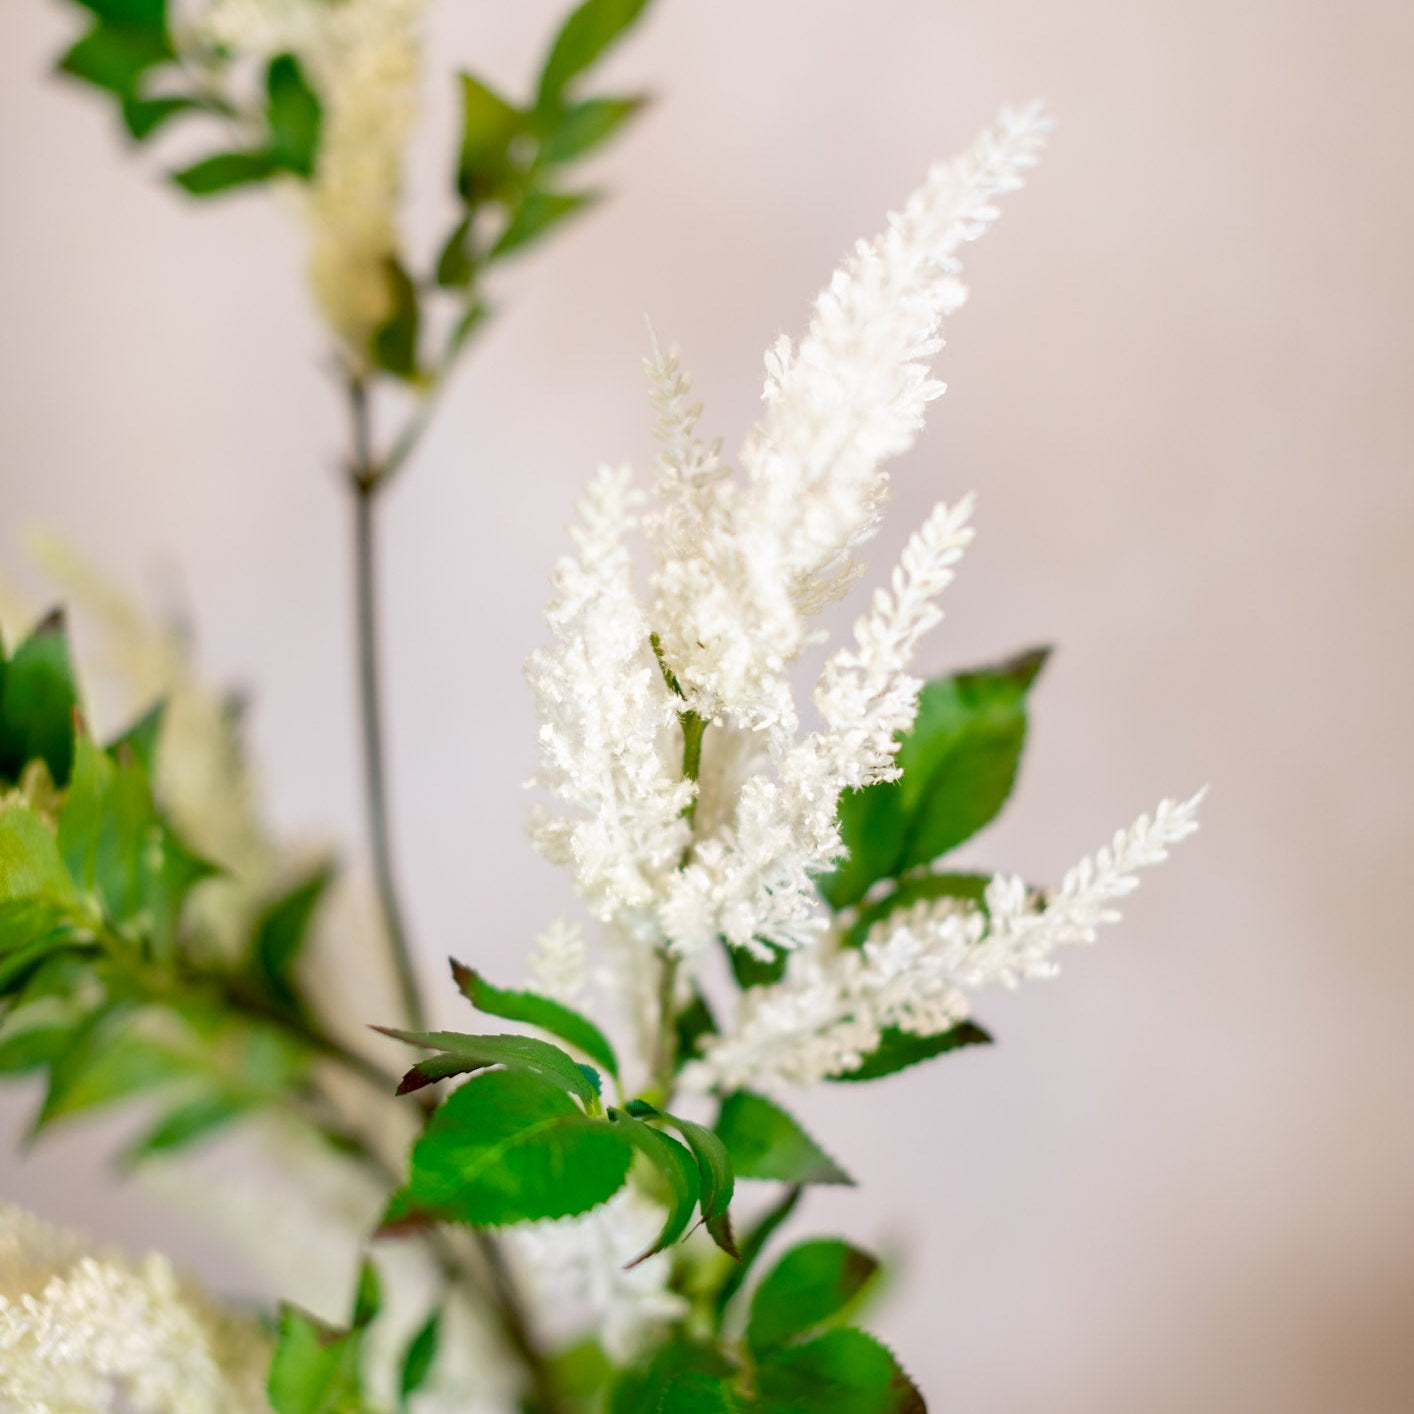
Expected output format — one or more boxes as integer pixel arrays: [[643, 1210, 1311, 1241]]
[[252, 865, 332, 1015], [491, 188, 596, 259], [267, 1304, 365, 1414], [371, 258, 420, 378], [58, 24, 172, 98], [537, 0, 653, 111], [456, 72, 523, 203], [266, 53, 322, 177], [121, 93, 199, 140], [747, 1239, 880, 1355], [756, 1329, 924, 1414], [172, 150, 280, 196], [123, 1092, 244, 1163], [434, 215, 476, 288], [0, 611, 80, 788], [398, 1309, 441, 1411], [713, 1184, 800, 1320], [539, 94, 645, 165], [715, 1091, 852, 1186]]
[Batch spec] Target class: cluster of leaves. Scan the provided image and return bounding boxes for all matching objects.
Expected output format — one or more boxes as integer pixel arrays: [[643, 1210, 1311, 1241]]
[[380, 0, 655, 384], [54, 0, 657, 383], [0, 611, 338, 1163], [56, 0, 323, 181]]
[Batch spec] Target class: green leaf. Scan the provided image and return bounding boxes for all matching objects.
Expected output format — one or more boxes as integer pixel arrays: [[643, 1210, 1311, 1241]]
[[351, 1260, 381, 1329], [606, 1108, 699, 1263], [756, 1329, 923, 1414], [123, 1092, 244, 1163], [267, 1304, 364, 1414], [398, 1309, 441, 1410], [828, 1020, 992, 1083], [715, 1091, 852, 1187], [70, 0, 167, 28], [445, 299, 490, 359], [378, 1026, 601, 1107], [407, 1067, 631, 1226], [172, 149, 279, 196], [491, 189, 596, 259], [646, 1106, 737, 1256], [659, 1374, 743, 1413], [36, 1009, 187, 1130], [609, 1338, 735, 1414], [674, 989, 716, 1068], [121, 93, 199, 140], [841, 871, 990, 950], [57, 23, 173, 98], [371, 258, 420, 378], [0, 804, 79, 911], [539, 95, 646, 165], [450, 959, 619, 1080], [822, 647, 1049, 911], [725, 941, 788, 990], [105, 701, 164, 776], [434, 215, 476, 288], [714, 1184, 800, 1320], [253, 866, 332, 1013], [0, 611, 80, 788], [537, 0, 653, 110], [456, 72, 523, 202], [747, 1239, 880, 1355], [266, 53, 322, 177]]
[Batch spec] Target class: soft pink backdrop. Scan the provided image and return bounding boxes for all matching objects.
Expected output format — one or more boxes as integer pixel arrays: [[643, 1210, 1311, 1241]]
[[2, 1, 1412, 1409]]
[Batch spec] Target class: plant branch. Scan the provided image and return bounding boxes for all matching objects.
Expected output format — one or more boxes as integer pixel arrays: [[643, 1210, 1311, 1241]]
[[346, 374, 427, 1032]]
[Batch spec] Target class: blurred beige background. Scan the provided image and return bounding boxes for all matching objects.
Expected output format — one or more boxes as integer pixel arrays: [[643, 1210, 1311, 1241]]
[[3, 0, 1413, 1409]]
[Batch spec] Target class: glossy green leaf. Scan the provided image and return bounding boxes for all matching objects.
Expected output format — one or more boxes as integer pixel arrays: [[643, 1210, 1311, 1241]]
[[609, 1338, 735, 1414], [539, 94, 645, 165], [537, 0, 653, 110], [606, 1108, 699, 1263], [715, 1091, 852, 1186], [828, 1020, 992, 1083], [266, 53, 322, 177], [756, 1329, 924, 1414], [407, 1067, 631, 1226], [371, 258, 420, 378], [659, 1374, 742, 1413], [379, 1026, 601, 1106], [822, 648, 1049, 910], [644, 1106, 736, 1256], [0, 612, 80, 788], [491, 188, 596, 259], [451, 959, 619, 1079], [398, 1309, 441, 1410], [456, 72, 522, 202], [173, 150, 279, 196], [747, 1239, 880, 1355]]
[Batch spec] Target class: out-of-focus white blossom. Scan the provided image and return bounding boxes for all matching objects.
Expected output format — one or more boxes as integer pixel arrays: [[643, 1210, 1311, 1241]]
[[0, 1202, 270, 1414], [508, 1189, 687, 1363], [200, 0, 421, 361], [686, 793, 1204, 1089], [527, 918, 591, 1003]]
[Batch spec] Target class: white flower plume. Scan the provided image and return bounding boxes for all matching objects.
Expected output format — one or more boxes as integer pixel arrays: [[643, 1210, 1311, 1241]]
[[687, 791, 1205, 1089], [527, 104, 1194, 1090]]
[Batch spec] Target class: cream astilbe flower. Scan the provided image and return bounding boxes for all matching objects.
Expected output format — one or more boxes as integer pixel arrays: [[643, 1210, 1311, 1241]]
[[0, 1202, 271, 1414], [528, 106, 1054, 1075], [686, 792, 1205, 1090], [649, 103, 1052, 737], [200, 0, 421, 361]]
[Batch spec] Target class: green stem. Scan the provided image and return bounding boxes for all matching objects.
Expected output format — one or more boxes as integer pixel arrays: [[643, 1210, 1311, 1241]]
[[347, 375, 427, 1033]]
